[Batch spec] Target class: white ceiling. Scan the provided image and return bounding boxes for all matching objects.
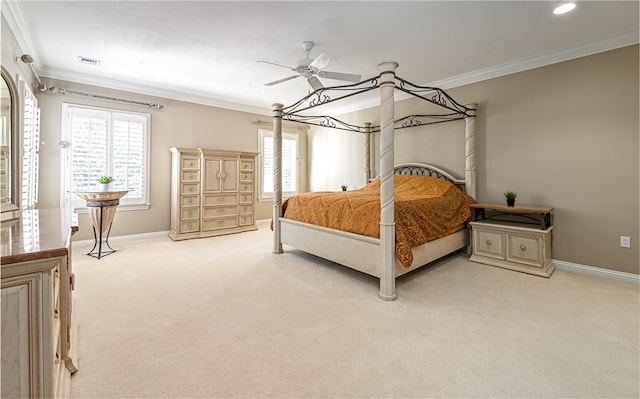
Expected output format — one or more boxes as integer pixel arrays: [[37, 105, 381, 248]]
[[4, 1, 639, 115]]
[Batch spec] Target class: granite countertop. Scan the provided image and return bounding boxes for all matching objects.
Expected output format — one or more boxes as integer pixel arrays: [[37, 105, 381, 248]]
[[1, 208, 79, 265]]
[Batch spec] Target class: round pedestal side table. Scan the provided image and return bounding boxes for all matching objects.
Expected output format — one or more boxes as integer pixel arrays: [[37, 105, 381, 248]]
[[76, 190, 128, 259]]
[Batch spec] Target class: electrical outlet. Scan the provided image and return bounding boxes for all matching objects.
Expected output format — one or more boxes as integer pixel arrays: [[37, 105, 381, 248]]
[[620, 236, 631, 248]]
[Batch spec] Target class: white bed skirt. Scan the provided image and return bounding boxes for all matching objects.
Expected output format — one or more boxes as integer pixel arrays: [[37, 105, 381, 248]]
[[280, 218, 469, 278]]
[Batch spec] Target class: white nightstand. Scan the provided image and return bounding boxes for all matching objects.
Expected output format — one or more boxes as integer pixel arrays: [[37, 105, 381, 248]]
[[469, 204, 554, 277]]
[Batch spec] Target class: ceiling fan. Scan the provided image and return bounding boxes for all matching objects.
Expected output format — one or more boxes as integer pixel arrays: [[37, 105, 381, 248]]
[[258, 41, 361, 90]]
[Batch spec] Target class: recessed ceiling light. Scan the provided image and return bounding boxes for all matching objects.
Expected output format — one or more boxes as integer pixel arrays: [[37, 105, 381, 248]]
[[553, 2, 576, 15], [78, 56, 101, 66]]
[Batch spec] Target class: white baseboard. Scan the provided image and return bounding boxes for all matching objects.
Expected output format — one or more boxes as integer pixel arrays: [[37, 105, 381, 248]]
[[553, 259, 639, 285], [72, 230, 170, 248]]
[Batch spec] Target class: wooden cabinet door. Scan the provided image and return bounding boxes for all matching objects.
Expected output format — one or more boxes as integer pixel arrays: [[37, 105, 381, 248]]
[[203, 156, 238, 193]]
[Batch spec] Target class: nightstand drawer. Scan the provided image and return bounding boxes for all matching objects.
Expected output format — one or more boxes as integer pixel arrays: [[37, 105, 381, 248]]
[[474, 229, 504, 259], [508, 233, 543, 267]]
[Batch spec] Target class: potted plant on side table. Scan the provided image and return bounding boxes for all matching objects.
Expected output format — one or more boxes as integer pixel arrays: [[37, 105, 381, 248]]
[[98, 175, 114, 191], [504, 191, 517, 207]]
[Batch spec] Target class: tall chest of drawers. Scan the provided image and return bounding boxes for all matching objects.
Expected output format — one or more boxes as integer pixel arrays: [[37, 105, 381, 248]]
[[169, 147, 258, 241]]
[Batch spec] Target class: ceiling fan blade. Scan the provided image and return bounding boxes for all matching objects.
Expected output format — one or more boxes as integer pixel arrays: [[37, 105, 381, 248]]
[[264, 75, 300, 86], [309, 52, 331, 70], [307, 76, 324, 91], [317, 70, 362, 82], [257, 60, 295, 70]]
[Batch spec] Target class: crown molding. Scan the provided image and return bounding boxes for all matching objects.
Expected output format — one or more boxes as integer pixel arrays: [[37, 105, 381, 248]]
[[329, 30, 640, 116], [40, 67, 272, 115], [1, 0, 38, 61]]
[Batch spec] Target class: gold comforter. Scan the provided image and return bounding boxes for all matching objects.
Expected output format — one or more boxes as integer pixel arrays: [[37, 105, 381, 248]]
[[282, 175, 477, 267]]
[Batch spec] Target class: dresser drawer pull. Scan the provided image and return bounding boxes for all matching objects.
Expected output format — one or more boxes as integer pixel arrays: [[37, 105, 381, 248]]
[[486, 239, 492, 246], [217, 171, 226, 180], [188, 223, 193, 228], [218, 197, 225, 202], [54, 308, 60, 318], [55, 352, 60, 364], [520, 244, 527, 251], [70, 273, 76, 291], [188, 210, 193, 216]]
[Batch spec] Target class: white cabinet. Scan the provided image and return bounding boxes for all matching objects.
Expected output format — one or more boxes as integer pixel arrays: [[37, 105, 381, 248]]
[[470, 221, 554, 277], [169, 148, 258, 241], [1, 209, 78, 398]]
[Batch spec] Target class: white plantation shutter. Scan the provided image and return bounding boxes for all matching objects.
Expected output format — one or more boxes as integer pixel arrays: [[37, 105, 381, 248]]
[[21, 80, 40, 209], [61, 104, 150, 210], [259, 129, 298, 199]]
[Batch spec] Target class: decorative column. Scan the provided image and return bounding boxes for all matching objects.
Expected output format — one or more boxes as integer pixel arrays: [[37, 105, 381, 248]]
[[272, 103, 284, 254], [363, 122, 372, 183], [464, 103, 477, 200], [377, 61, 398, 301]]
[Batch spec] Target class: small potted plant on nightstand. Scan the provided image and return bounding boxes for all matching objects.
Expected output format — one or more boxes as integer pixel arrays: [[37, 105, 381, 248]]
[[504, 191, 517, 207], [98, 175, 114, 191]]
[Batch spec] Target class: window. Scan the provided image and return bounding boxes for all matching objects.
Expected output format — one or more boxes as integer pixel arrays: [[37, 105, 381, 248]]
[[61, 103, 150, 210], [258, 129, 298, 200]]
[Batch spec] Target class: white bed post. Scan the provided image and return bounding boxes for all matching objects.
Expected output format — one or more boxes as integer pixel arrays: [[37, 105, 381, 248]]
[[464, 103, 477, 200], [272, 103, 284, 254], [363, 122, 372, 183], [378, 61, 399, 301]]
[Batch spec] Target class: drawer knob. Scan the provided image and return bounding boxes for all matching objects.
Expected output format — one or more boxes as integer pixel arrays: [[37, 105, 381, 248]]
[[188, 210, 192, 216], [520, 244, 527, 251], [217, 171, 226, 180], [54, 308, 60, 318], [188, 223, 193, 228], [70, 273, 76, 291], [486, 239, 492, 246]]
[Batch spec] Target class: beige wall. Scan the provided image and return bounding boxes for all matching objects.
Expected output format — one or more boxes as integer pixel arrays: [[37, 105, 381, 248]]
[[313, 45, 639, 275], [34, 80, 310, 241]]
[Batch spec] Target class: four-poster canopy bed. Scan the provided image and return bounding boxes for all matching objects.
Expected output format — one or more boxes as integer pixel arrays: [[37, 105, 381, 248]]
[[271, 61, 477, 300]]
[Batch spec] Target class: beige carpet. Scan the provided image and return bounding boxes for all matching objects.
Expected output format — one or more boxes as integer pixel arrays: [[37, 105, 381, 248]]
[[70, 223, 639, 398]]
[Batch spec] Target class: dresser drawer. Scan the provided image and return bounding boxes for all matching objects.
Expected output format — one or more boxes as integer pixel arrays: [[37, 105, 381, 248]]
[[239, 193, 253, 203], [239, 182, 253, 192], [239, 214, 254, 226], [181, 183, 200, 195], [181, 169, 200, 182], [181, 156, 200, 170], [239, 160, 254, 170], [203, 206, 237, 218], [203, 216, 238, 231], [239, 204, 253, 214], [181, 220, 199, 233], [203, 193, 237, 206], [181, 195, 200, 207], [181, 207, 199, 220], [240, 172, 253, 181]]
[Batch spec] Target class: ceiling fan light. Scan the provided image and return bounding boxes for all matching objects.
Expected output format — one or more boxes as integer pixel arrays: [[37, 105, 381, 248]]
[[553, 2, 576, 15]]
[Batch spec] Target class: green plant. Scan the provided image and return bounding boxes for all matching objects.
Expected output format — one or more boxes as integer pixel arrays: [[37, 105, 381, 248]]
[[503, 191, 517, 200], [98, 175, 114, 184], [341, 185, 348, 191]]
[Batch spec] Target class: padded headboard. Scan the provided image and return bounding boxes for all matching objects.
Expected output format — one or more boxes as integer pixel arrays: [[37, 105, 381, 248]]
[[393, 163, 466, 192]]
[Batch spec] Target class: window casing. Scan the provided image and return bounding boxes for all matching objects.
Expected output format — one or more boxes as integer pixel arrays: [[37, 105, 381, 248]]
[[259, 129, 298, 200], [61, 103, 150, 210]]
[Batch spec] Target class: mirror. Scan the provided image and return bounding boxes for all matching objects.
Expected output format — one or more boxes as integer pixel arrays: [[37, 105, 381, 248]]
[[1, 66, 19, 214]]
